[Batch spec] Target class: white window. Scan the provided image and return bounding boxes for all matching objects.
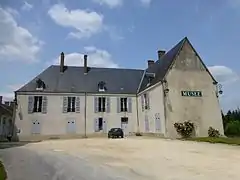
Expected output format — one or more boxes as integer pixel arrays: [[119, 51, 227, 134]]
[[67, 97, 76, 112], [143, 93, 150, 109], [98, 97, 106, 112], [120, 98, 128, 112], [33, 96, 43, 112]]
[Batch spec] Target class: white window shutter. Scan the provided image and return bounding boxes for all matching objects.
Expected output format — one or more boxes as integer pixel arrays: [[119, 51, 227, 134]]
[[147, 93, 150, 109], [127, 97, 132, 113], [141, 95, 144, 112], [28, 96, 34, 114], [75, 97, 80, 113], [62, 96, 68, 113], [106, 97, 110, 113], [42, 96, 48, 114], [145, 115, 149, 132], [117, 97, 120, 113], [94, 97, 98, 113], [94, 118, 99, 132]]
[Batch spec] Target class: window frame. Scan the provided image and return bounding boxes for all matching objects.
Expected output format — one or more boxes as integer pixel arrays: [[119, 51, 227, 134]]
[[33, 96, 43, 113], [120, 97, 128, 112], [98, 97, 106, 112], [67, 97, 76, 112]]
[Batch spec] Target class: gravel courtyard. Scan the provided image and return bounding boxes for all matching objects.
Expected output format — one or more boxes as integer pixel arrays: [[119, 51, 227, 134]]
[[1, 137, 240, 180], [25, 137, 240, 180]]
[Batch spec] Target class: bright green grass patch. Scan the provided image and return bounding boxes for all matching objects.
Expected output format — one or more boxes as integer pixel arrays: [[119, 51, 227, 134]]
[[0, 161, 7, 180], [185, 137, 240, 145]]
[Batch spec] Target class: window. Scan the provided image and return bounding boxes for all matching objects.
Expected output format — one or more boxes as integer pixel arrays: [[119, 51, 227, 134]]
[[98, 97, 106, 112], [143, 93, 149, 109], [67, 97, 76, 112], [36, 78, 46, 90], [98, 81, 106, 92], [98, 118, 103, 131], [120, 98, 128, 112], [33, 96, 43, 112]]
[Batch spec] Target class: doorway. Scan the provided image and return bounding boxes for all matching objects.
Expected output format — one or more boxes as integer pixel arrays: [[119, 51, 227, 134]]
[[121, 117, 129, 135]]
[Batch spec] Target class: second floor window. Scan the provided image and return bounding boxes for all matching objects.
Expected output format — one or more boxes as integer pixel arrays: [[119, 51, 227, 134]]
[[144, 93, 150, 110], [120, 98, 128, 112], [67, 97, 76, 112], [33, 96, 43, 112], [98, 97, 106, 112]]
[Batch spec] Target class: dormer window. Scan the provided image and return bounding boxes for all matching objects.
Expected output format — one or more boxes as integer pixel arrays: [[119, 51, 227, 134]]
[[145, 73, 155, 87], [98, 81, 106, 92], [36, 78, 46, 90]]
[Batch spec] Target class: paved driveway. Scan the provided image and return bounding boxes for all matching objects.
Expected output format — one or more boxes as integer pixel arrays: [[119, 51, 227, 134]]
[[1, 137, 240, 180]]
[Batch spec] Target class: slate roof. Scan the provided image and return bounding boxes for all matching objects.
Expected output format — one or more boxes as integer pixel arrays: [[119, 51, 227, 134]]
[[138, 37, 186, 92], [16, 66, 144, 94], [0, 104, 13, 116], [16, 37, 216, 95]]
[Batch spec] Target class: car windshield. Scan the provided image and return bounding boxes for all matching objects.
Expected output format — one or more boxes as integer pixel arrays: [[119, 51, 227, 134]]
[[112, 128, 119, 132]]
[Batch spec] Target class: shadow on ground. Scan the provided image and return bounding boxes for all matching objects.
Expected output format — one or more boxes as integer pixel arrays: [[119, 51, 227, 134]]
[[0, 141, 42, 149]]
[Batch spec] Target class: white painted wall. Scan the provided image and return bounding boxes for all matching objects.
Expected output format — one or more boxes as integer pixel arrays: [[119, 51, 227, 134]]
[[15, 93, 138, 138], [137, 84, 166, 135]]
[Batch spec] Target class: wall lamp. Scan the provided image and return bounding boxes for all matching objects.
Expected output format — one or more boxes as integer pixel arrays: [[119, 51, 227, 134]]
[[214, 82, 223, 97]]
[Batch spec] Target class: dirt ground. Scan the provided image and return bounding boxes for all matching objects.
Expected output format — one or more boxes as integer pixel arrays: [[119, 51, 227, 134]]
[[26, 137, 240, 180]]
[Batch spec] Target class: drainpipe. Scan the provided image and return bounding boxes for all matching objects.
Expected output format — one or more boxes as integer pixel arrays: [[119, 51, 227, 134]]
[[84, 92, 87, 138], [161, 84, 167, 137], [136, 95, 140, 133]]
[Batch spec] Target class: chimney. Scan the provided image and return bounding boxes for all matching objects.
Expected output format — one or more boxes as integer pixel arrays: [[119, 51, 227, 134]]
[[158, 50, 166, 60], [4, 101, 10, 106], [60, 52, 64, 73], [0, 96, 2, 104], [84, 54, 88, 74], [147, 60, 155, 68]]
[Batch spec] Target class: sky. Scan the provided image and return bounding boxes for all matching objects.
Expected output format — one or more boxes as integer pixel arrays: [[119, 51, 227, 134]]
[[0, 0, 239, 112]]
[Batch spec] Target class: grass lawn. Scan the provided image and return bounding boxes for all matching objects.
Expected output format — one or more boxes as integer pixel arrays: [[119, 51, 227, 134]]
[[0, 161, 7, 180], [185, 137, 240, 145]]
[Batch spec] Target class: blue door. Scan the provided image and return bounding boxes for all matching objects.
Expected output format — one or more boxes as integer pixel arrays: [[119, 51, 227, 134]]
[[67, 120, 76, 133], [31, 120, 41, 134]]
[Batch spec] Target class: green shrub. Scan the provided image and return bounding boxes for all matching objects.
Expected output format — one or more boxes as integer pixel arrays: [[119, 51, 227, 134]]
[[174, 121, 194, 138], [208, 127, 220, 137], [225, 121, 240, 136], [135, 132, 142, 136]]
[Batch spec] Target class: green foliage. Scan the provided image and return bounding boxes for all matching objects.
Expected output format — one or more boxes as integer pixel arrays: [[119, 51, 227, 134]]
[[0, 161, 7, 180], [225, 121, 240, 136], [174, 121, 194, 138], [208, 127, 220, 137], [222, 108, 240, 137], [186, 137, 240, 146]]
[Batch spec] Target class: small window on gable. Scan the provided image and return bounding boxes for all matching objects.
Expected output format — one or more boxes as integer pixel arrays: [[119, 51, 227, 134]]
[[98, 81, 106, 92], [36, 78, 46, 90]]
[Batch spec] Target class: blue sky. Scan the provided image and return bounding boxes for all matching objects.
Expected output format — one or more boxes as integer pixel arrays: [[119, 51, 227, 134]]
[[0, 0, 239, 112]]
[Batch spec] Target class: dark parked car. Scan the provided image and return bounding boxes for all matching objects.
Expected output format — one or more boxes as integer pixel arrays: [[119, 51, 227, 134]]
[[108, 128, 124, 138]]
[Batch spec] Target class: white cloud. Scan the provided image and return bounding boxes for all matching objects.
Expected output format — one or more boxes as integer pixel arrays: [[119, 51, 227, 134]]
[[0, 84, 24, 102], [48, 4, 104, 39], [92, 0, 123, 8], [0, 7, 42, 62], [140, 0, 152, 7], [208, 65, 240, 112], [21, 1, 33, 11], [50, 46, 119, 68], [208, 66, 239, 84]]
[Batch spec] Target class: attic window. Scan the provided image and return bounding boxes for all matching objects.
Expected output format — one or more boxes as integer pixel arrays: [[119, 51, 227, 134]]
[[98, 81, 106, 92], [36, 78, 46, 90], [147, 77, 154, 87]]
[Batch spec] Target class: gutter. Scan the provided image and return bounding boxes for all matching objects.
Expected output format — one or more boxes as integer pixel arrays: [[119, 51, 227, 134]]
[[161, 82, 167, 137], [84, 92, 87, 138]]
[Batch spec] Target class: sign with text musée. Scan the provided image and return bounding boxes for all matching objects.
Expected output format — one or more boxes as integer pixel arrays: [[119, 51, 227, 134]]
[[181, 91, 202, 97]]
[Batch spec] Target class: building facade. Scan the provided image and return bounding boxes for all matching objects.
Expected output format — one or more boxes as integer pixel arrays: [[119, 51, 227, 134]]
[[14, 37, 224, 140]]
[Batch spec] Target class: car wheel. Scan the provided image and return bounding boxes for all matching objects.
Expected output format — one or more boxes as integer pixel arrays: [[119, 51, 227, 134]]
[[121, 135, 124, 138]]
